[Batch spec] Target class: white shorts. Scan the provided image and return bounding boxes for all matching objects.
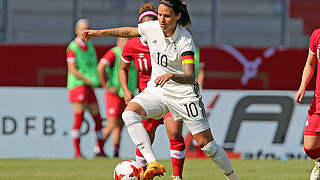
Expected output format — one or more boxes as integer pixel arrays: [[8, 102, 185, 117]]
[[130, 82, 210, 135]]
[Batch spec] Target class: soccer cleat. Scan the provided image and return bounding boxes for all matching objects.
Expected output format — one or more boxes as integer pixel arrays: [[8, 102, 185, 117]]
[[95, 152, 108, 158], [75, 154, 85, 159], [225, 170, 238, 180], [143, 162, 166, 180], [311, 161, 320, 180], [172, 176, 183, 180]]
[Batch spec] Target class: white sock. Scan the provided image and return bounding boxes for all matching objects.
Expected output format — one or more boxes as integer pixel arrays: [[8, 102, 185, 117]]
[[201, 141, 237, 180], [94, 145, 100, 154], [122, 111, 157, 163], [136, 155, 147, 168]]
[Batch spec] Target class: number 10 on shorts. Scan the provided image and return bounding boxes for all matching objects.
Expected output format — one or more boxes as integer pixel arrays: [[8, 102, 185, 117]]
[[184, 102, 199, 117]]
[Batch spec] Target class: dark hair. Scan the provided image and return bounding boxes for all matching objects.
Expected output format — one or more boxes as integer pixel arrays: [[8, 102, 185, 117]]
[[159, 0, 191, 27], [138, 3, 158, 23]]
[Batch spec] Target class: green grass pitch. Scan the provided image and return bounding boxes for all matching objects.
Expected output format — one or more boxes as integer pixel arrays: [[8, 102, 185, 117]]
[[0, 158, 314, 180]]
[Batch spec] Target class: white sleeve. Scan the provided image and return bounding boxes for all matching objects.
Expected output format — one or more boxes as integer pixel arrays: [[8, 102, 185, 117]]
[[138, 20, 156, 42], [180, 37, 196, 54], [138, 23, 147, 42]]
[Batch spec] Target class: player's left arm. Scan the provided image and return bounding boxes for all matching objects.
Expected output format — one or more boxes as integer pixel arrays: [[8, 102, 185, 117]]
[[81, 27, 139, 41], [155, 51, 195, 86]]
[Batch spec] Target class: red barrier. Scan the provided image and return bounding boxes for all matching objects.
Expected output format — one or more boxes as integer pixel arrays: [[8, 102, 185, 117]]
[[200, 46, 313, 90], [0, 44, 112, 87], [0, 44, 312, 90]]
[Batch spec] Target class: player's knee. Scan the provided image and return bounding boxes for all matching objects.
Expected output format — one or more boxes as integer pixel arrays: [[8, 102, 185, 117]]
[[304, 146, 320, 159], [122, 111, 142, 126], [201, 140, 219, 157]]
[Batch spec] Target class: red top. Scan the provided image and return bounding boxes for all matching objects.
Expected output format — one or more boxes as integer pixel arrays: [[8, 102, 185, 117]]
[[100, 49, 116, 67], [309, 29, 320, 97], [121, 37, 152, 92]]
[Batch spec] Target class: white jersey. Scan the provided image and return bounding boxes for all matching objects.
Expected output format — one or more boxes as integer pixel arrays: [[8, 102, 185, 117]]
[[138, 20, 196, 90]]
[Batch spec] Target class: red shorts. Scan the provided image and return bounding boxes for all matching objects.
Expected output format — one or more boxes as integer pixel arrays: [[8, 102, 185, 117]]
[[141, 118, 162, 131], [163, 112, 173, 120], [304, 112, 320, 135], [141, 112, 173, 132], [105, 91, 126, 118], [69, 86, 97, 103]]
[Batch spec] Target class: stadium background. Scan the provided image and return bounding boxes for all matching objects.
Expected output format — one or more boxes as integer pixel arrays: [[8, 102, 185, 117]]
[[0, 0, 318, 161]]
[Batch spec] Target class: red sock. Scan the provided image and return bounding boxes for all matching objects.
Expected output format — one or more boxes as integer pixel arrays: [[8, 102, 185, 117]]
[[114, 144, 120, 157], [72, 112, 84, 157], [136, 148, 147, 169], [92, 114, 103, 131], [169, 137, 185, 178], [73, 138, 81, 157], [93, 114, 105, 155]]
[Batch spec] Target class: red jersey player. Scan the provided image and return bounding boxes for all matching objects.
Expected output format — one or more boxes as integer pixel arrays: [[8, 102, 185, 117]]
[[118, 3, 185, 180], [295, 29, 320, 180]]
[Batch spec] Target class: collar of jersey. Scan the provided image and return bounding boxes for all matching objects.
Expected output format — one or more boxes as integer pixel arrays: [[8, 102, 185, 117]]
[[139, 37, 148, 46], [166, 25, 180, 43], [75, 37, 87, 48]]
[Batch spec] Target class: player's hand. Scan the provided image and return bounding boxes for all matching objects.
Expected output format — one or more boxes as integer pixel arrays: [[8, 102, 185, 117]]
[[154, 73, 173, 87], [84, 79, 92, 86], [123, 89, 134, 105], [81, 30, 100, 42], [107, 86, 118, 95], [294, 88, 305, 104]]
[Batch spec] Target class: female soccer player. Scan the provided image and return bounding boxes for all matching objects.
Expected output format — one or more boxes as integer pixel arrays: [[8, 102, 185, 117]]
[[118, 3, 185, 179], [81, 0, 237, 179], [66, 18, 105, 158], [95, 38, 137, 157], [295, 29, 320, 180]]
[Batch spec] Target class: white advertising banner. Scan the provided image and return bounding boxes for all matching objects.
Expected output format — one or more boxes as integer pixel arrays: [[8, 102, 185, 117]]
[[0, 87, 312, 159]]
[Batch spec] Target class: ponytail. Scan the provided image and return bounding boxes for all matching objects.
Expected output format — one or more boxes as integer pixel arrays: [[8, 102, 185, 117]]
[[159, 0, 191, 27]]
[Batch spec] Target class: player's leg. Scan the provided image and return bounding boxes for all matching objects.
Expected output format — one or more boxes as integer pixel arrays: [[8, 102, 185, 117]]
[[303, 112, 320, 180], [164, 113, 185, 180], [305, 135, 320, 180], [136, 125, 157, 169], [94, 91, 121, 156], [71, 102, 85, 158], [69, 86, 86, 158], [122, 92, 167, 179], [87, 102, 106, 157], [168, 87, 237, 180], [111, 97, 126, 157], [86, 88, 106, 157], [192, 128, 237, 180], [112, 112, 124, 157]]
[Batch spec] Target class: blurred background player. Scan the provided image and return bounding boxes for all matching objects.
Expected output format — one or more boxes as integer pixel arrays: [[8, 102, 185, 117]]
[[66, 18, 105, 158], [295, 28, 320, 180], [118, 3, 186, 179], [95, 38, 137, 157]]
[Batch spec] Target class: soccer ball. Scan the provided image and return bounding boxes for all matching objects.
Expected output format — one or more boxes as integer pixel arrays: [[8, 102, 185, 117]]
[[113, 160, 144, 180]]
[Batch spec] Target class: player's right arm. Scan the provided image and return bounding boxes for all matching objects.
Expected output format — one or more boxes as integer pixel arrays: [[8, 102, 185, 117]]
[[67, 50, 92, 86], [119, 60, 134, 105], [81, 27, 139, 41], [295, 30, 318, 103], [97, 61, 107, 88], [97, 49, 116, 89], [119, 43, 134, 105], [295, 51, 316, 103]]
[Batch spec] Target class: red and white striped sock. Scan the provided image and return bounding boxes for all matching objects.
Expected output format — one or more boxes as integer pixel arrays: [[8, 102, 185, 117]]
[[93, 114, 105, 156], [72, 112, 84, 157], [136, 148, 147, 169], [169, 137, 185, 178]]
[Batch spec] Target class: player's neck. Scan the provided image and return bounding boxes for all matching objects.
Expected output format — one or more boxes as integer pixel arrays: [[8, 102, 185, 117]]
[[163, 25, 177, 37]]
